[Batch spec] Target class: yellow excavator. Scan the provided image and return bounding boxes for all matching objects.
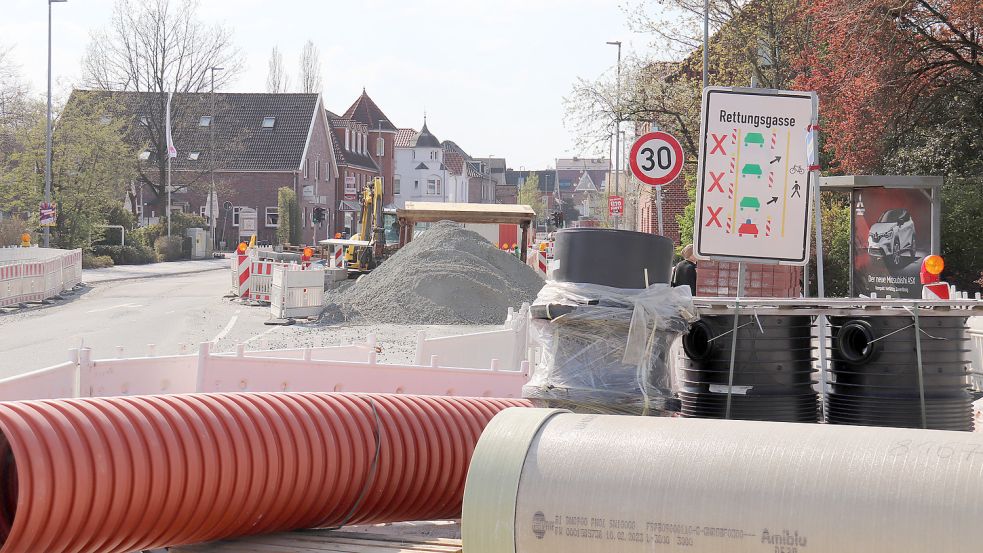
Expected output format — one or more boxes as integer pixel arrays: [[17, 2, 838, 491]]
[[345, 177, 385, 272]]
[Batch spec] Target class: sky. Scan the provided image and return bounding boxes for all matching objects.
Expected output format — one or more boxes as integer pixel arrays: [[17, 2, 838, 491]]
[[1, 0, 659, 169]]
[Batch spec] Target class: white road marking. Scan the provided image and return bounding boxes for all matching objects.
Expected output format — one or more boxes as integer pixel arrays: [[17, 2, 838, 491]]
[[211, 309, 241, 343], [86, 303, 143, 314], [243, 326, 278, 344]]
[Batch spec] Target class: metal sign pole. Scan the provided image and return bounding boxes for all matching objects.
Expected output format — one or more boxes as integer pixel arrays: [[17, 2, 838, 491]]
[[656, 186, 664, 235], [810, 119, 830, 422], [724, 262, 744, 420]]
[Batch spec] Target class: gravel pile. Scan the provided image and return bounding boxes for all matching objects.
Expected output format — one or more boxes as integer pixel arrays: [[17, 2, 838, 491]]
[[324, 221, 543, 325]]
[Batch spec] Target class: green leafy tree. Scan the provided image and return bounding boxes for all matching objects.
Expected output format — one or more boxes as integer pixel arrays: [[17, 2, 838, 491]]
[[517, 174, 545, 224], [276, 187, 301, 245], [4, 98, 135, 248]]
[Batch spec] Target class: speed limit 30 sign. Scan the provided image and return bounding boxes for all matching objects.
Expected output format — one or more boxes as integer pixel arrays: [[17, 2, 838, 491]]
[[629, 131, 684, 186]]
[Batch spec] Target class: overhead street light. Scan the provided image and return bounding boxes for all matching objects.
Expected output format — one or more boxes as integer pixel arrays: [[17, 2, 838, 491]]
[[44, 0, 68, 248]]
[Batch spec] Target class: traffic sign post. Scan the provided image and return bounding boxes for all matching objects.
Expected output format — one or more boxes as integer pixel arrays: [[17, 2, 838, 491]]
[[693, 87, 818, 265], [608, 195, 624, 218], [629, 131, 684, 237], [629, 131, 684, 186]]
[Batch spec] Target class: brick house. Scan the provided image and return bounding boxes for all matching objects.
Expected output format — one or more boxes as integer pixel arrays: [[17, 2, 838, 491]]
[[325, 110, 380, 236], [341, 90, 397, 207], [65, 90, 337, 246]]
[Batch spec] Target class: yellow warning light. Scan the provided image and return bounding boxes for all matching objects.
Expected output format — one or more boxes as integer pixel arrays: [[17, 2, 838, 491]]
[[923, 255, 944, 275], [236, 242, 247, 254]]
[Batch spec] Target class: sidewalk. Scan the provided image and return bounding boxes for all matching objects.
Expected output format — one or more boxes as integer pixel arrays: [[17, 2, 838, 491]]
[[83, 257, 228, 283]]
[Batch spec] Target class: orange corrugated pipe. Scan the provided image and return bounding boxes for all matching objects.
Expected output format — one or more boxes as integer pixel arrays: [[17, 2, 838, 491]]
[[0, 393, 529, 553]]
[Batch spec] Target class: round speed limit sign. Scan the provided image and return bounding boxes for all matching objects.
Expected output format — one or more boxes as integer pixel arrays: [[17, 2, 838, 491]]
[[629, 131, 684, 186]]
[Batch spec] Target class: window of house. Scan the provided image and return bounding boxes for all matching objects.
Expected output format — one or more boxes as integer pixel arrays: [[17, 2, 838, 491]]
[[265, 207, 279, 228], [436, 178, 441, 195], [427, 178, 437, 195], [199, 116, 212, 127], [303, 158, 309, 179], [138, 151, 151, 161], [199, 206, 207, 218], [315, 158, 320, 180], [345, 129, 350, 150], [188, 151, 200, 160], [232, 206, 242, 226], [262, 117, 276, 128], [376, 137, 384, 157], [394, 176, 401, 195], [414, 180, 419, 189]]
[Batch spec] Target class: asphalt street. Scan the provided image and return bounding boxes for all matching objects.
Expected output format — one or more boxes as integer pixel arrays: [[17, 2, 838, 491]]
[[0, 263, 278, 377]]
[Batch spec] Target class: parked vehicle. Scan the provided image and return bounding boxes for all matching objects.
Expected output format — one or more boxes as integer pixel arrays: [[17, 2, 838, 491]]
[[867, 208, 916, 268]]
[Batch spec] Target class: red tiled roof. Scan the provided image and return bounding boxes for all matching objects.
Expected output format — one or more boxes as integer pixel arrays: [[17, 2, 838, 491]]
[[395, 128, 418, 148], [443, 151, 465, 175], [343, 90, 397, 131]]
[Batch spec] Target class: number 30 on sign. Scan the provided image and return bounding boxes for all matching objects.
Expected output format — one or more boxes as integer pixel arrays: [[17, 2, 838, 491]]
[[629, 131, 684, 186]]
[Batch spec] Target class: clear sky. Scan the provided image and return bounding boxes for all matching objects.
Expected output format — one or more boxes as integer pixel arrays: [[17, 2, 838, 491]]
[[1, 0, 657, 169]]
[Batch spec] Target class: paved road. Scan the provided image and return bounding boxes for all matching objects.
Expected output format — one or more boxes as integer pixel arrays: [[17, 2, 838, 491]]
[[0, 266, 278, 377]]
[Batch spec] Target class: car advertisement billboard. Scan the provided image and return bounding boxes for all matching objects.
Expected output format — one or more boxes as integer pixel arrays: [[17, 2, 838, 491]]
[[851, 187, 932, 298]]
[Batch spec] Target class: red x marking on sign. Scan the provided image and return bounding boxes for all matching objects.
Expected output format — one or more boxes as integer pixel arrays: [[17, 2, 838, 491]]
[[706, 206, 723, 228], [710, 133, 727, 155], [708, 171, 725, 193]]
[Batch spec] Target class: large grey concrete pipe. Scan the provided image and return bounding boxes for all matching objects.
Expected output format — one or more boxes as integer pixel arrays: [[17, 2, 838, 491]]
[[463, 408, 983, 553]]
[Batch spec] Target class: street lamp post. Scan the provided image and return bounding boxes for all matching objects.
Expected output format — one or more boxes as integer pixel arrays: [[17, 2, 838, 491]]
[[606, 40, 621, 229], [45, 0, 68, 248], [210, 66, 224, 250], [703, 0, 709, 89]]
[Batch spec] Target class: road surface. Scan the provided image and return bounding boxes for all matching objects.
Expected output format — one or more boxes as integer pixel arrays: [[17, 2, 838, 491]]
[[0, 265, 276, 377]]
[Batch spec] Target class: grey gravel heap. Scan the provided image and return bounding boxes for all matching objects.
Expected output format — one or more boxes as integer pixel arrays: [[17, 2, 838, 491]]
[[323, 221, 544, 325]]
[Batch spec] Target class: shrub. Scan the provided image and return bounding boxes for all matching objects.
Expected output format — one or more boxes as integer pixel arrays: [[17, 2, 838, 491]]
[[154, 236, 184, 261], [82, 254, 114, 269], [131, 211, 208, 252], [89, 244, 157, 265]]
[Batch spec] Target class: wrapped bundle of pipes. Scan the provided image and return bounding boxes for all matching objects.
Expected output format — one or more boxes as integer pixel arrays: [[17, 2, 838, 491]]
[[463, 408, 983, 553], [828, 315, 974, 431], [680, 314, 819, 422], [523, 282, 696, 415], [0, 393, 529, 553]]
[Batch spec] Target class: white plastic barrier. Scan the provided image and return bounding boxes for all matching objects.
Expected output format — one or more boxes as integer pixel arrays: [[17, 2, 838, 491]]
[[271, 264, 324, 318], [80, 353, 199, 397], [0, 247, 81, 307], [0, 356, 78, 401], [415, 304, 531, 371], [199, 342, 527, 397], [0, 337, 529, 401]]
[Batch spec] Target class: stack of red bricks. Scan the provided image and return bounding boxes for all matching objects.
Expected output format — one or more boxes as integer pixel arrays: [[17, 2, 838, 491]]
[[696, 260, 802, 298]]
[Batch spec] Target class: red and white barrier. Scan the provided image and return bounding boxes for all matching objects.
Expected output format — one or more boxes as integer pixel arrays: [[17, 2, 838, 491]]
[[0, 248, 81, 307], [331, 245, 346, 269]]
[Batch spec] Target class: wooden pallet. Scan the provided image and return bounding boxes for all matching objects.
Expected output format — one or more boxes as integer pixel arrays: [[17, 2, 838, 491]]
[[173, 527, 462, 553]]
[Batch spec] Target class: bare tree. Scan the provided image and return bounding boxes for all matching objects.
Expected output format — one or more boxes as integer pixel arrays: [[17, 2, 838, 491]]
[[0, 45, 38, 159], [81, 0, 244, 212], [627, 0, 804, 89], [298, 40, 322, 94], [266, 46, 290, 93]]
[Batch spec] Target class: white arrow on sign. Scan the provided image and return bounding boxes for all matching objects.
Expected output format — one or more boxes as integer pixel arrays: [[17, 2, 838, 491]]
[[629, 131, 684, 186]]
